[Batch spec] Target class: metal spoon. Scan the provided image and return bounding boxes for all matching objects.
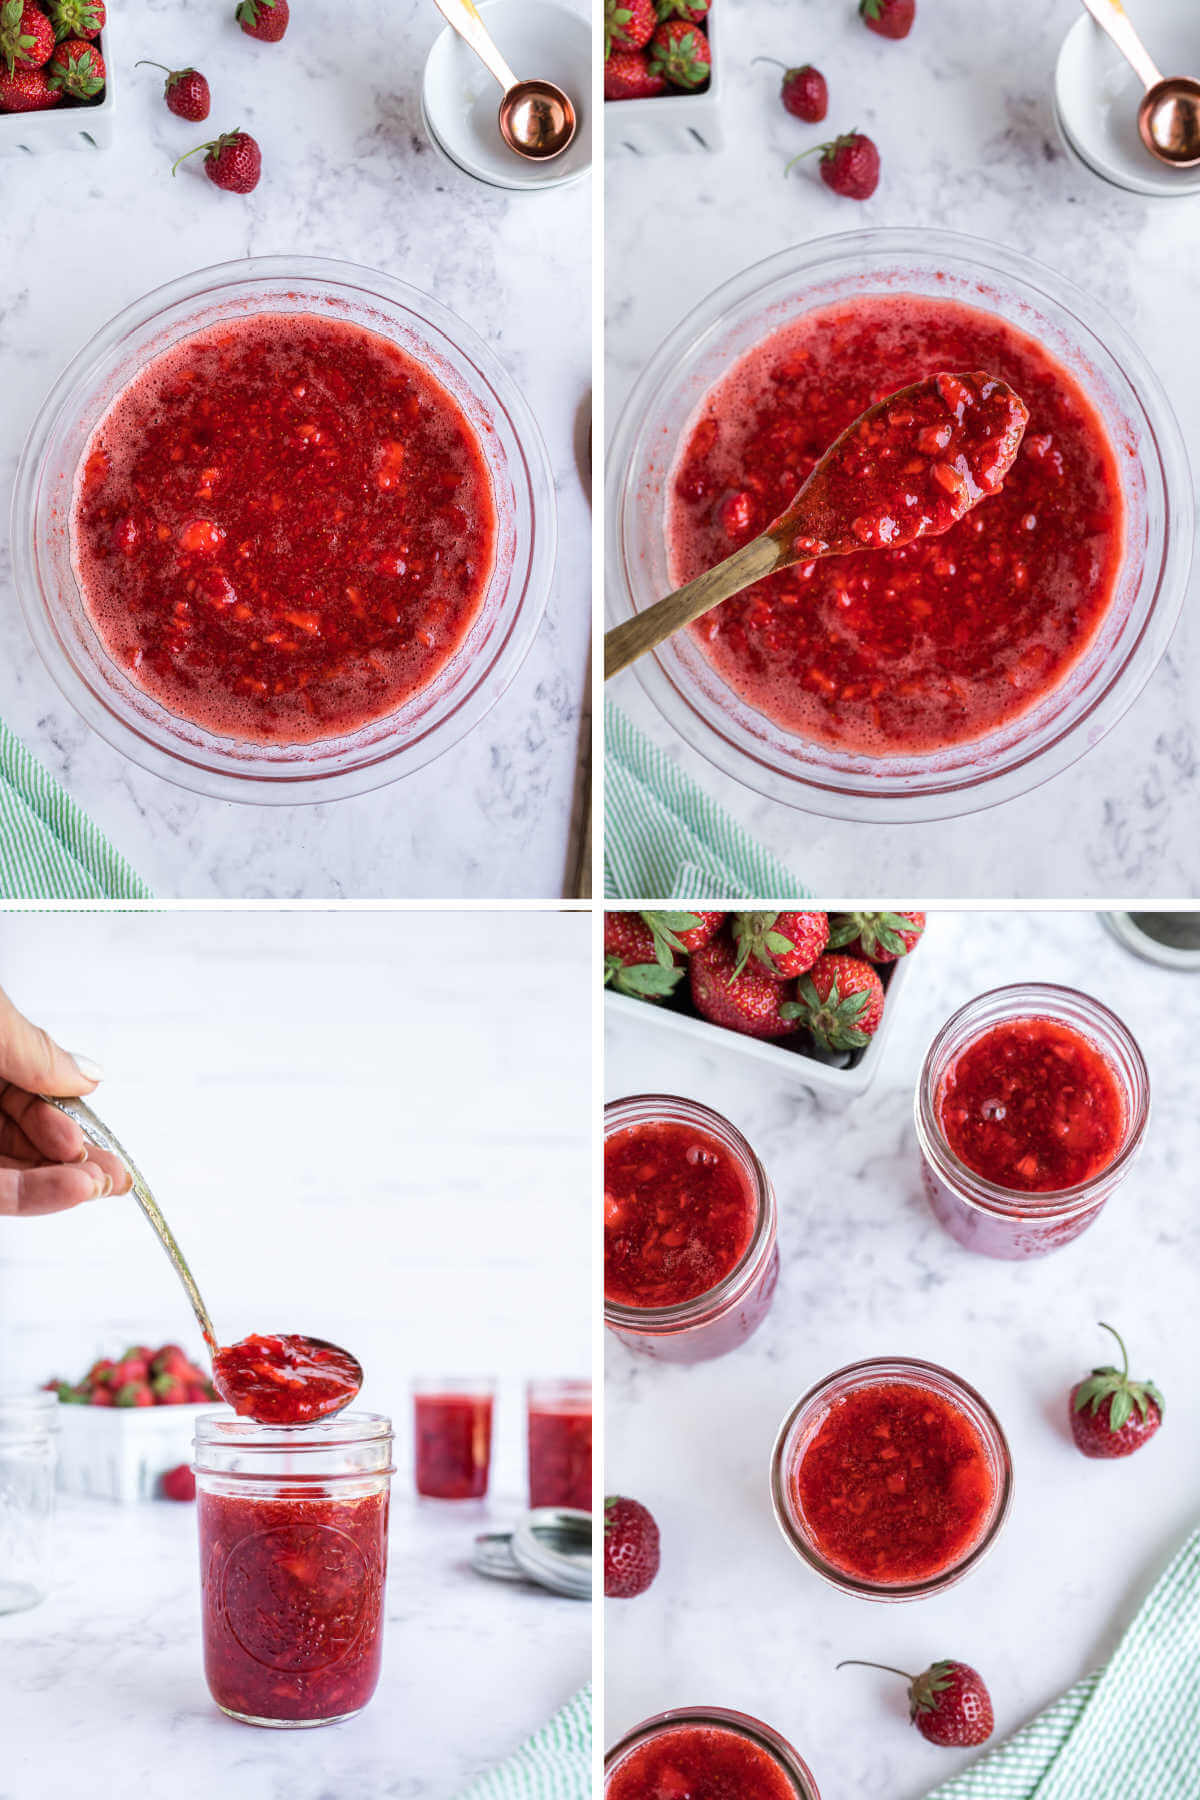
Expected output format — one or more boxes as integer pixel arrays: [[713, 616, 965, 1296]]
[[41, 1095, 363, 1420], [1080, 0, 1200, 167], [430, 0, 577, 161]]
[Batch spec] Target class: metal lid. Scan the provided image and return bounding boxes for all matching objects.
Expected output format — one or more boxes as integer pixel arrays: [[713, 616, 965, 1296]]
[[472, 1507, 592, 1600], [1102, 912, 1200, 970]]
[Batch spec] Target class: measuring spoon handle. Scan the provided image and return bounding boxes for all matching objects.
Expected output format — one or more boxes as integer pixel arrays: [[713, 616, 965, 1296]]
[[428, 0, 518, 93], [1078, 0, 1162, 91]]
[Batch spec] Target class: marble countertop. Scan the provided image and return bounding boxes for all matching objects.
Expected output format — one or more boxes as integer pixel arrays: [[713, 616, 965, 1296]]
[[3, 1488, 590, 1799], [605, 910, 1200, 1796], [606, 0, 1200, 897], [0, 0, 590, 899]]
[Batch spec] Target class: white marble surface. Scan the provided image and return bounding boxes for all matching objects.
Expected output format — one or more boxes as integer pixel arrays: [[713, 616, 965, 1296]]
[[1, 0, 591, 899], [0, 910, 591, 1792], [606, 911, 1200, 1796], [605, 0, 1200, 897], [3, 1489, 589, 1799]]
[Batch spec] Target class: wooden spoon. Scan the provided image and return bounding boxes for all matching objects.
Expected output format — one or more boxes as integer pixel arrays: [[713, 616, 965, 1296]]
[[604, 370, 1029, 682]]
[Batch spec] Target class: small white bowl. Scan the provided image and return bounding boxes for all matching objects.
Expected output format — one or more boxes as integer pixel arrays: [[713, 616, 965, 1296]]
[[0, 9, 115, 156], [422, 0, 591, 193], [1055, 0, 1200, 197]]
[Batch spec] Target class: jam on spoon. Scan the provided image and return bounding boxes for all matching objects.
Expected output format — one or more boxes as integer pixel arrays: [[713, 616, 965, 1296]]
[[212, 1333, 364, 1426], [604, 368, 1030, 679]]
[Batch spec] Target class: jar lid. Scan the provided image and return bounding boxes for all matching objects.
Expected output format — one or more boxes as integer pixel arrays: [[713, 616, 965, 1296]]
[[472, 1507, 591, 1599], [1103, 912, 1200, 971]]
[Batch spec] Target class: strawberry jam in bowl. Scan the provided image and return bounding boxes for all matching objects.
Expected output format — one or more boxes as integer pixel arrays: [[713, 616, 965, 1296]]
[[193, 1411, 394, 1727], [13, 257, 554, 802], [770, 1357, 1012, 1600], [607, 229, 1191, 821], [606, 1707, 822, 1800], [916, 982, 1149, 1259], [604, 1094, 779, 1363]]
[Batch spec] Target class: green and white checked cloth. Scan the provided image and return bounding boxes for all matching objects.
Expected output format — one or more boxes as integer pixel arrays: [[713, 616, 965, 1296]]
[[453, 1686, 591, 1800], [0, 716, 151, 899], [925, 1525, 1200, 1799], [605, 702, 807, 901]]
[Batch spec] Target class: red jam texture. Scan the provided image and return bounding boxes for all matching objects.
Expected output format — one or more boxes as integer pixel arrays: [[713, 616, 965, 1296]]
[[199, 1487, 388, 1723], [607, 1725, 799, 1800], [72, 313, 497, 744], [937, 1016, 1126, 1193], [792, 1380, 995, 1585], [667, 293, 1124, 755], [786, 371, 1028, 555], [212, 1334, 362, 1426], [414, 1393, 493, 1500], [605, 1119, 758, 1310], [528, 1396, 592, 1511]]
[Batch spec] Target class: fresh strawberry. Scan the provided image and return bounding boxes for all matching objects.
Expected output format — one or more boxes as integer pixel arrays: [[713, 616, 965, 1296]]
[[113, 1380, 154, 1408], [828, 910, 925, 962], [46, 36, 103, 97], [860, 0, 914, 39], [603, 48, 667, 99], [641, 910, 726, 956], [161, 1463, 197, 1502], [88, 1384, 115, 1406], [732, 911, 828, 980], [152, 1373, 191, 1404], [86, 1357, 116, 1385], [647, 20, 710, 91], [186, 1381, 217, 1403], [0, 0, 53, 71], [839, 1659, 993, 1748], [53, 1382, 89, 1403], [791, 130, 880, 200], [655, 0, 708, 20], [754, 56, 827, 122], [689, 929, 801, 1041], [605, 1496, 661, 1599], [108, 1353, 150, 1386], [136, 58, 210, 120], [173, 128, 262, 193], [605, 0, 655, 54], [45, 0, 101, 38], [781, 952, 884, 1050], [236, 0, 287, 41], [0, 58, 56, 102], [604, 912, 684, 1000], [1070, 1322, 1163, 1459]]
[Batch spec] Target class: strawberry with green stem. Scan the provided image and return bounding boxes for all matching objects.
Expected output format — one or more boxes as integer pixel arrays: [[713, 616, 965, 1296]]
[[838, 1658, 993, 1748], [828, 910, 925, 962], [47, 35, 103, 97], [46, 0, 102, 39], [604, 49, 666, 100], [753, 57, 828, 123], [605, 0, 655, 55], [732, 910, 828, 979], [605, 1496, 661, 1598], [689, 929, 802, 1040], [136, 58, 210, 121], [0, 61, 58, 104], [604, 913, 684, 1001], [655, 0, 708, 21], [236, 0, 288, 41], [860, 0, 915, 40], [647, 20, 710, 90], [641, 911, 726, 958], [0, 0, 52, 71], [173, 128, 262, 193], [789, 131, 880, 201], [1070, 1322, 1163, 1459], [782, 952, 884, 1050]]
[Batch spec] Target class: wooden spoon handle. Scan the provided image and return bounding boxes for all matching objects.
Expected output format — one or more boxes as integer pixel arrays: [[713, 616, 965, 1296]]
[[605, 532, 782, 681]]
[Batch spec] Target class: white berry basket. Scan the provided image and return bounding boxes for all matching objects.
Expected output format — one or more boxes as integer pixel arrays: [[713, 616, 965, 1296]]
[[54, 1401, 223, 1502], [605, 3, 721, 155], [0, 11, 116, 156], [605, 947, 914, 1103]]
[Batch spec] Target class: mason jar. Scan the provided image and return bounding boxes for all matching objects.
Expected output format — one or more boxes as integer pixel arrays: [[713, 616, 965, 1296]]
[[526, 1379, 591, 1512], [604, 1095, 779, 1363], [0, 1391, 58, 1615], [915, 983, 1150, 1259], [412, 1376, 495, 1500], [193, 1411, 393, 1727], [606, 1707, 822, 1800]]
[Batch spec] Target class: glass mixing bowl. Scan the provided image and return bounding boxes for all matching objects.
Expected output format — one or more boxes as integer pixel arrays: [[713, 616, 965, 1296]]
[[606, 228, 1192, 823], [12, 256, 556, 804]]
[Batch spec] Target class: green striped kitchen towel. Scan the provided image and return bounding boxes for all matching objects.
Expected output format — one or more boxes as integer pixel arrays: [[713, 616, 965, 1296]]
[[0, 716, 151, 899], [925, 1525, 1200, 1798], [605, 702, 806, 901], [454, 1686, 591, 1800]]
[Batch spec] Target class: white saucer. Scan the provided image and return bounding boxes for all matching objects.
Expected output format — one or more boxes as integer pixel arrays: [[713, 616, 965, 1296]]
[[1055, 0, 1200, 197], [421, 0, 591, 193]]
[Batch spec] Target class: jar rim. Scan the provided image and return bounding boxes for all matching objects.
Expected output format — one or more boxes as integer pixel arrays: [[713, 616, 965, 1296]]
[[915, 981, 1151, 1219], [769, 1355, 1014, 1601], [605, 1706, 821, 1798], [603, 1094, 775, 1334], [194, 1408, 393, 1449]]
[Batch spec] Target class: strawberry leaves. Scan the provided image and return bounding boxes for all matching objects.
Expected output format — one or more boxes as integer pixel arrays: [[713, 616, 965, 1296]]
[[1072, 1322, 1163, 1433], [604, 953, 684, 1000], [640, 911, 705, 963]]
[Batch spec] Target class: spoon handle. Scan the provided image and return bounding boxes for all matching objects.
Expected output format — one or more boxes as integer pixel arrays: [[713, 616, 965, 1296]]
[[604, 532, 783, 681], [41, 1094, 219, 1354], [1078, 0, 1162, 90], [428, 0, 519, 93]]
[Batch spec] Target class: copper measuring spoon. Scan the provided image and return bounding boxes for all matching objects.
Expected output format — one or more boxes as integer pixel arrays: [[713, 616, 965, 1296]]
[[1080, 0, 1200, 167], [430, 0, 577, 161], [604, 372, 1029, 683], [41, 1093, 363, 1419]]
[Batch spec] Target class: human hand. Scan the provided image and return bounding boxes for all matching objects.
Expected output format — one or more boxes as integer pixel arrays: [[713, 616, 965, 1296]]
[[0, 989, 131, 1216]]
